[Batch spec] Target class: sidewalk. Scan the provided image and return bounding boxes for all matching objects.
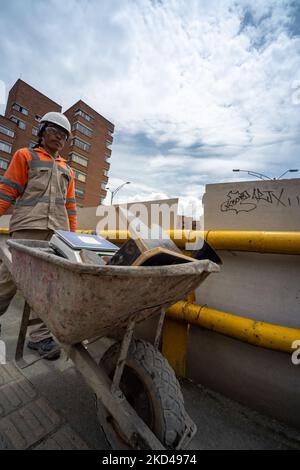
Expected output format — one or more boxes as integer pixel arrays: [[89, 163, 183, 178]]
[[1, 293, 300, 450], [0, 362, 90, 450]]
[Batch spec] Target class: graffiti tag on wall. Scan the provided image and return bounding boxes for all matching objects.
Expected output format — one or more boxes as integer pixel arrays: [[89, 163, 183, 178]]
[[220, 188, 300, 214]]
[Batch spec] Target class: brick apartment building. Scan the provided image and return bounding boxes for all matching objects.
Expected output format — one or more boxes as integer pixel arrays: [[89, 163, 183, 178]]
[[0, 79, 113, 207]]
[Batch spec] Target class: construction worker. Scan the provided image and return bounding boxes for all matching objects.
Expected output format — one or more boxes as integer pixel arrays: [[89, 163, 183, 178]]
[[0, 112, 77, 359]]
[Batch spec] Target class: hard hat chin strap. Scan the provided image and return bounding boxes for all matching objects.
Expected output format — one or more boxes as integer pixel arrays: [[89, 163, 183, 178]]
[[33, 122, 48, 149], [37, 122, 48, 138]]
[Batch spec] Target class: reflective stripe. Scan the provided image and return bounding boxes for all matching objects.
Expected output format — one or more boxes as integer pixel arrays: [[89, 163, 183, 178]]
[[56, 198, 65, 205], [28, 149, 40, 162], [27, 150, 71, 179], [0, 191, 15, 202], [66, 198, 76, 204], [67, 209, 77, 215], [28, 161, 53, 169], [16, 196, 50, 206], [0, 177, 24, 194], [16, 196, 66, 207]]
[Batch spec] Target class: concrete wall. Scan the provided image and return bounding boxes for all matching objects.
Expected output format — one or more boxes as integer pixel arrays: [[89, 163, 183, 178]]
[[186, 327, 300, 430], [182, 177, 300, 429], [203, 178, 300, 230], [187, 249, 300, 429], [197, 251, 300, 328]]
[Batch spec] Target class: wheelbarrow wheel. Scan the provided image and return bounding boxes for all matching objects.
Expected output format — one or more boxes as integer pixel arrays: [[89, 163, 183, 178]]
[[97, 338, 187, 449]]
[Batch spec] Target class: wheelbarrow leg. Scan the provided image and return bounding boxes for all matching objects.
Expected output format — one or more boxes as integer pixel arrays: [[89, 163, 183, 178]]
[[111, 316, 136, 397], [110, 306, 168, 394], [154, 307, 166, 349], [15, 301, 43, 368]]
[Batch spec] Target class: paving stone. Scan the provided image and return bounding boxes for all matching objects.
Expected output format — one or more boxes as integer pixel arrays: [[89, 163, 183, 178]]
[[0, 397, 61, 449], [0, 378, 37, 418], [0, 363, 21, 386], [34, 425, 90, 450]]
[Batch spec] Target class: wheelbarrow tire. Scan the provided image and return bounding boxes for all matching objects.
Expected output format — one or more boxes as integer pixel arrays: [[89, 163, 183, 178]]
[[97, 338, 186, 449]]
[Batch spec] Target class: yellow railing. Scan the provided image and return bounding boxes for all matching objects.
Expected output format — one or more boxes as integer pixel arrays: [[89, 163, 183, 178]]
[[167, 301, 300, 354], [2, 229, 300, 254]]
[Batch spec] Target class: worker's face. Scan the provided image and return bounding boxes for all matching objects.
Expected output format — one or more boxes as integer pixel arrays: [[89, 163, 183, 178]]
[[43, 125, 68, 153]]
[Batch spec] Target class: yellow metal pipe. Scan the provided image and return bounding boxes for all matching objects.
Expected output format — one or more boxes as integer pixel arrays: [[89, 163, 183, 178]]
[[97, 229, 300, 255], [98, 230, 130, 244], [96, 229, 300, 255], [168, 230, 300, 254], [167, 301, 300, 354], [203, 230, 300, 255], [1, 228, 300, 254]]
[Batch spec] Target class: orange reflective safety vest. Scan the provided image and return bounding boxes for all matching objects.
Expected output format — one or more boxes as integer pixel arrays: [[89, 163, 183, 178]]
[[0, 147, 77, 233]]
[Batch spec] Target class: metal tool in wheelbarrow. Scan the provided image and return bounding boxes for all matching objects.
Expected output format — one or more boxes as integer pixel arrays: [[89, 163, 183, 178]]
[[2, 227, 220, 450], [49, 230, 118, 264], [107, 209, 222, 267]]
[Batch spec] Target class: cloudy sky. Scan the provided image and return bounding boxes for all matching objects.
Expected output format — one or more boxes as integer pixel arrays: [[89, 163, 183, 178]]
[[1, 0, 300, 215]]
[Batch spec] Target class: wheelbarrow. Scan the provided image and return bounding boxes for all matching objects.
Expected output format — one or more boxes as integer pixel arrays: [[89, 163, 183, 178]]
[[0, 238, 220, 450]]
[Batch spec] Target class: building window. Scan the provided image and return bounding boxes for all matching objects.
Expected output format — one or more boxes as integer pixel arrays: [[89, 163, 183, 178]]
[[32, 127, 39, 136], [72, 122, 93, 138], [10, 116, 26, 130], [75, 109, 94, 123], [104, 154, 110, 162], [103, 169, 108, 177], [106, 140, 112, 149], [70, 152, 88, 168], [0, 125, 15, 138], [0, 140, 12, 154], [75, 188, 85, 198], [101, 182, 107, 190], [12, 102, 29, 116], [72, 137, 90, 152], [0, 158, 9, 170], [73, 168, 86, 183], [107, 129, 114, 137], [35, 115, 41, 122]]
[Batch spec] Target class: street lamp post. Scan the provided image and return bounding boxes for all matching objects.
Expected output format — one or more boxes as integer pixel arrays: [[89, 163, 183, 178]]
[[232, 169, 273, 180], [277, 169, 299, 179], [106, 182, 131, 204], [232, 169, 299, 180]]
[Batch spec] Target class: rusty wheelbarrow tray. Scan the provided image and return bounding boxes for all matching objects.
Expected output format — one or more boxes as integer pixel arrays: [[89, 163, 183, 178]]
[[2, 239, 220, 450], [6, 239, 218, 345]]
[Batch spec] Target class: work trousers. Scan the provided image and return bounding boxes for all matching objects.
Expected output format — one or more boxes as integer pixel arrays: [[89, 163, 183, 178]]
[[0, 229, 53, 343]]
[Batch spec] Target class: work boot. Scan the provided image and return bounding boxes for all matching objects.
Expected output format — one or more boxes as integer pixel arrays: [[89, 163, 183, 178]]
[[27, 337, 61, 360]]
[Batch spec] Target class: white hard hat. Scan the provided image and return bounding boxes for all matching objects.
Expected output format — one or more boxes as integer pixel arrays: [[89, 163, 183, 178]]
[[40, 112, 71, 136]]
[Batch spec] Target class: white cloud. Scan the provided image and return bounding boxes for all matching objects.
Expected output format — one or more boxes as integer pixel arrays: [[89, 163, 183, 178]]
[[1, 0, 300, 214]]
